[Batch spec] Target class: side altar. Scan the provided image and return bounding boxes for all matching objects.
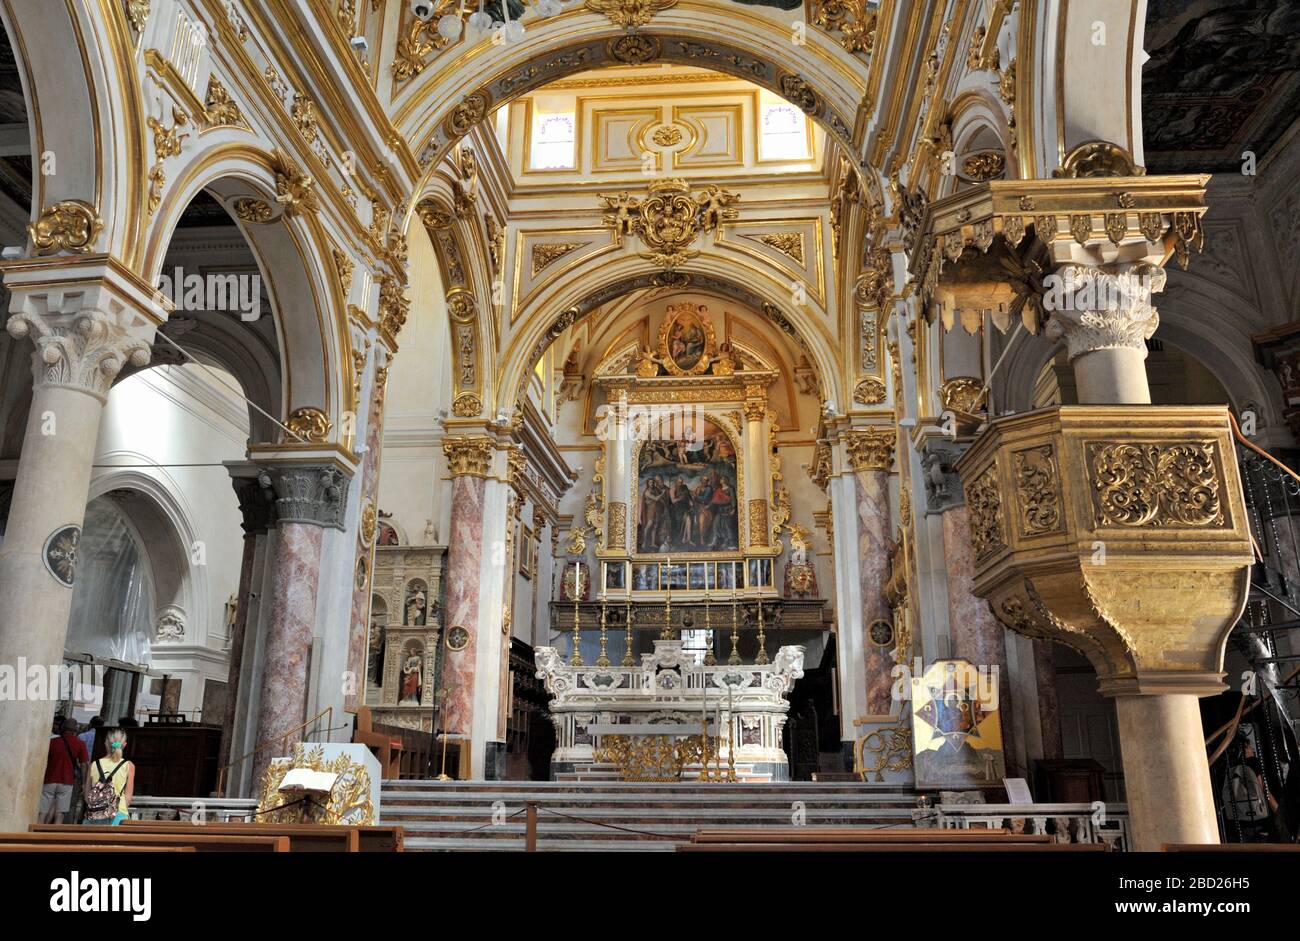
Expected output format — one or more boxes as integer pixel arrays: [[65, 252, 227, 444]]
[[535, 638, 805, 781]]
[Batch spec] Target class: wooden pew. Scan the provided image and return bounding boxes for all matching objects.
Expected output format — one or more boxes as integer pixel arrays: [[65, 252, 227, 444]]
[[0, 831, 288, 852], [36, 822, 356, 853], [121, 821, 405, 852], [0, 844, 194, 852]]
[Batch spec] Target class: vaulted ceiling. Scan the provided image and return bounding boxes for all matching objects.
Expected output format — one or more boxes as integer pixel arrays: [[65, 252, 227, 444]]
[[1143, 0, 1300, 173]]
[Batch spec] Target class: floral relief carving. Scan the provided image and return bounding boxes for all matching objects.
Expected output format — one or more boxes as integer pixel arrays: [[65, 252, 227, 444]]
[[1013, 445, 1062, 536], [965, 466, 1005, 560], [1087, 441, 1225, 528]]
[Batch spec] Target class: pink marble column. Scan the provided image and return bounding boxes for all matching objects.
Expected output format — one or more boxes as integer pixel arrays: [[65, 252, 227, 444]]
[[251, 522, 324, 789], [441, 437, 493, 739], [249, 463, 349, 790], [1034, 640, 1064, 760], [845, 428, 896, 717]]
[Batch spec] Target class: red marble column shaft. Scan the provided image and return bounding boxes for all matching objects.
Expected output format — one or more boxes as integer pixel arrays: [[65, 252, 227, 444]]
[[443, 472, 487, 736], [855, 469, 894, 716], [251, 522, 324, 789]]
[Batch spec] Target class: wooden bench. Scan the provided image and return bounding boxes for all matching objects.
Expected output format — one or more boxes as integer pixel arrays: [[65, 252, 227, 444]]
[[0, 844, 194, 852], [1, 831, 288, 852], [132, 822, 355, 853], [120, 821, 405, 852]]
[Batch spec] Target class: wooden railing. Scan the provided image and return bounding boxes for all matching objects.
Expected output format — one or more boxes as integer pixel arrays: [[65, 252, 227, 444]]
[[216, 707, 332, 794]]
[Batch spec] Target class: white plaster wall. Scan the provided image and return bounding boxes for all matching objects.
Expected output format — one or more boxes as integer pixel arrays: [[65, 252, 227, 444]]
[[379, 226, 452, 541], [93, 363, 249, 715]]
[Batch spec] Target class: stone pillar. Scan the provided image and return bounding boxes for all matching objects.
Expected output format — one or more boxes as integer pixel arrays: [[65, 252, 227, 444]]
[[923, 438, 1015, 769], [218, 468, 277, 772], [1115, 694, 1219, 848], [1044, 262, 1164, 405], [604, 393, 629, 551], [249, 462, 350, 790], [842, 428, 895, 718], [440, 435, 492, 763], [1050, 261, 1221, 847], [743, 394, 771, 549], [0, 293, 154, 831]]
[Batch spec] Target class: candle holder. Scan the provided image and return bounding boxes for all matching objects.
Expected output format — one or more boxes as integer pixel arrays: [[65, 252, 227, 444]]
[[622, 598, 635, 667], [703, 594, 716, 666], [570, 572, 584, 667], [596, 596, 610, 667], [755, 600, 769, 665], [728, 590, 741, 665], [660, 559, 674, 640]]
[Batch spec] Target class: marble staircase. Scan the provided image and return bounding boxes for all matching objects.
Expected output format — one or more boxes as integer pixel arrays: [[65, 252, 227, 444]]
[[379, 780, 921, 851]]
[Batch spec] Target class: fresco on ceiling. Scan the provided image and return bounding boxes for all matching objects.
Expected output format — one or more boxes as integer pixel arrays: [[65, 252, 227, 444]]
[[1143, 0, 1300, 172]]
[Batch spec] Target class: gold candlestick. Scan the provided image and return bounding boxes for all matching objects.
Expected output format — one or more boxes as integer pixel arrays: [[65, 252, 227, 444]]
[[703, 592, 716, 665], [596, 595, 610, 667], [570, 562, 584, 666], [755, 599, 769, 665], [622, 595, 635, 667], [728, 587, 741, 665]]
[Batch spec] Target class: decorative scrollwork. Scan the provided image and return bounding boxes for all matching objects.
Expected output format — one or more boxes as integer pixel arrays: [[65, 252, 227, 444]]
[[965, 467, 1006, 559], [1087, 441, 1224, 528], [1013, 445, 1062, 536]]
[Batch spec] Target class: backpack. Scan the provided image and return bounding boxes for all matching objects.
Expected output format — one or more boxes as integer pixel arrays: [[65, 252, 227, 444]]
[[85, 759, 126, 821]]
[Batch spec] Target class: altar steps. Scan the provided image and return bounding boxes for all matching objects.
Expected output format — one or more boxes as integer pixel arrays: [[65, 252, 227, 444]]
[[379, 781, 920, 852]]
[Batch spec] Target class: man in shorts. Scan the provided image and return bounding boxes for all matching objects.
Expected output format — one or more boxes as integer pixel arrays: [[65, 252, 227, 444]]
[[39, 717, 89, 823]]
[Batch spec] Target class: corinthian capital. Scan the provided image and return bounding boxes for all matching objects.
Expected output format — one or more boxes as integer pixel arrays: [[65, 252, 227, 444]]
[[843, 426, 895, 473], [1043, 262, 1166, 361], [257, 464, 350, 530], [443, 435, 494, 478], [7, 308, 153, 402]]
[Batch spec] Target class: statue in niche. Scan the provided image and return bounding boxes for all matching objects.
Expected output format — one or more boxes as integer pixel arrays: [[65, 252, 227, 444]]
[[405, 586, 427, 626], [400, 649, 424, 704], [368, 617, 386, 686], [783, 525, 818, 598]]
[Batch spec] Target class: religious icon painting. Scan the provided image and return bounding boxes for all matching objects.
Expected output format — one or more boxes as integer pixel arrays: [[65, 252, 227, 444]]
[[636, 417, 740, 554], [688, 562, 707, 590], [605, 561, 627, 591], [657, 302, 717, 375], [747, 558, 773, 588], [910, 659, 1006, 789], [632, 563, 660, 591]]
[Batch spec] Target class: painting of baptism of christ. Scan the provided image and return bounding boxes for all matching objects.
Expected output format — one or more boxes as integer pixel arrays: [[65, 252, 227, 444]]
[[637, 419, 739, 553]]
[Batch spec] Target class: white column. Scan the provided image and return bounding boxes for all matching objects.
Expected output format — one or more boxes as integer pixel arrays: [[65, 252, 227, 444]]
[[0, 287, 154, 831]]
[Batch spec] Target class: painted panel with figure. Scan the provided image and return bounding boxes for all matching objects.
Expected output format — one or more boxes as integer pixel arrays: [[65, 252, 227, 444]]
[[636, 418, 739, 553]]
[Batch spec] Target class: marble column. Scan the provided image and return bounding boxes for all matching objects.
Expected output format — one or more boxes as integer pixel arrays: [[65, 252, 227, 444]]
[[604, 394, 629, 551], [923, 438, 1016, 769], [1047, 259, 1219, 847], [843, 428, 895, 718], [0, 301, 153, 831], [249, 463, 350, 791], [440, 435, 493, 753], [218, 469, 277, 772], [743, 396, 771, 549], [1044, 262, 1163, 405]]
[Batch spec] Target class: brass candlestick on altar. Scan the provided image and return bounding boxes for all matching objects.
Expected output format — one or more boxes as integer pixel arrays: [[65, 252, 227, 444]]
[[570, 562, 584, 666], [728, 587, 741, 665], [703, 592, 716, 666], [596, 595, 610, 667], [755, 599, 769, 665], [622, 595, 635, 667]]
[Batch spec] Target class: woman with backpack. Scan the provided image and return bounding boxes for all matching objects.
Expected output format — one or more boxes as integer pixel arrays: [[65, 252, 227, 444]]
[[83, 728, 135, 826]]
